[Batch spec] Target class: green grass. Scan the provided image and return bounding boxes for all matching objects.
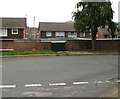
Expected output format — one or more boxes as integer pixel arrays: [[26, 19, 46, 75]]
[[0, 50, 117, 56], [0, 50, 58, 55]]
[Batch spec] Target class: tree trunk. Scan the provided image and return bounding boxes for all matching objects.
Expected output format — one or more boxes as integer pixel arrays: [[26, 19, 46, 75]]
[[91, 30, 97, 51], [92, 36, 96, 51]]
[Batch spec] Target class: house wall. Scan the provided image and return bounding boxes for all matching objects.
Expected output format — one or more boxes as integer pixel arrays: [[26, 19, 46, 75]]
[[1, 40, 119, 51], [41, 31, 93, 38], [78, 33, 91, 38], [41, 31, 79, 38], [2, 29, 25, 39], [96, 32, 105, 38], [41, 31, 55, 38]]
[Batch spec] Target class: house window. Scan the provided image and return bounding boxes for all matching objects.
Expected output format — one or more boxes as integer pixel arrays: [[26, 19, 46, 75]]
[[80, 33, 83, 37], [68, 32, 77, 38], [12, 28, 18, 34], [83, 33, 86, 37], [46, 32, 52, 37], [96, 34, 98, 37], [55, 32, 65, 37], [79, 33, 86, 37], [0, 28, 7, 36]]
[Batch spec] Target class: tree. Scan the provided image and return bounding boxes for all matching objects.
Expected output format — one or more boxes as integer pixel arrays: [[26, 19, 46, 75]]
[[73, 0, 117, 50], [108, 22, 119, 39]]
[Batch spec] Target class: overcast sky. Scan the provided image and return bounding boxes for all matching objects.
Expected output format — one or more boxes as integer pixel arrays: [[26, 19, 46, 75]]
[[0, 0, 119, 27]]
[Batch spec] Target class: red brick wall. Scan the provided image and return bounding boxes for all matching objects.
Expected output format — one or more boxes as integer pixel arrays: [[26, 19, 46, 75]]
[[95, 40, 119, 51], [1, 42, 51, 50], [65, 41, 119, 51], [65, 42, 81, 50], [1, 40, 119, 51]]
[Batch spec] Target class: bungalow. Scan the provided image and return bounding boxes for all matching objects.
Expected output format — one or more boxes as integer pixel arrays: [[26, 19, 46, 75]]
[[38, 22, 91, 39], [0, 17, 27, 39], [97, 27, 110, 38], [38, 22, 111, 39]]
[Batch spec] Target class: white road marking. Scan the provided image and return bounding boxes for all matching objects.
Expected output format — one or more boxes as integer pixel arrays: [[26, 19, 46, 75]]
[[73, 81, 88, 85], [97, 81, 103, 84], [49, 83, 66, 86], [105, 81, 110, 83], [0, 85, 16, 88], [117, 80, 120, 83], [0, 65, 6, 68], [25, 84, 42, 87], [1, 79, 116, 89]]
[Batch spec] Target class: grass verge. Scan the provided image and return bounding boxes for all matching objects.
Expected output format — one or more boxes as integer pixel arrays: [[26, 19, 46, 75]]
[[0, 50, 58, 55]]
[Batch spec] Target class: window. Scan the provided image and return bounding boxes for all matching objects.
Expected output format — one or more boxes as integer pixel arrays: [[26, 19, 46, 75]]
[[46, 32, 52, 37], [83, 33, 86, 37], [12, 28, 18, 34], [80, 33, 86, 37], [68, 32, 77, 38], [55, 32, 65, 37], [0, 28, 7, 36], [80, 33, 83, 37], [96, 34, 98, 37]]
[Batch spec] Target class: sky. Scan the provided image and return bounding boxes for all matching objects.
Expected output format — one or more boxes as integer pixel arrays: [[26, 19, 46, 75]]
[[0, 0, 119, 27]]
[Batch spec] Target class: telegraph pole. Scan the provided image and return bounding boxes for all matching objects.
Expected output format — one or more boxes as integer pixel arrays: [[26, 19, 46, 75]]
[[26, 14, 27, 18], [34, 16, 35, 29], [34, 16, 36, 39]]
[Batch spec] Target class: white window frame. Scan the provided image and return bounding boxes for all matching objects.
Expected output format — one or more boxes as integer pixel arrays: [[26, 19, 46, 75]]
[[46, 32, 52, 37], [83, 33, 86, 37], [68, 32, 77, 38], [0, 28, 7, 37], [55, 32, 65, 37], [12, 28, 18, 34], [80, 33, 83, 37], [96, 34, 98, 37]]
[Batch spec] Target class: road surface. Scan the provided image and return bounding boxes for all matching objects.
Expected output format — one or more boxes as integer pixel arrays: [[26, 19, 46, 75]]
[[1, 55, 118, 97]]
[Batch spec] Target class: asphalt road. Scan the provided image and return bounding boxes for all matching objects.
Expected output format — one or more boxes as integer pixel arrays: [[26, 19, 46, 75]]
[[2, 55, 118, 97]]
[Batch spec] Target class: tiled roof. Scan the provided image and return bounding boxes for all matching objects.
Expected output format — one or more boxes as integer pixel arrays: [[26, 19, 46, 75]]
[[38, 22, 76, 31], [98, 27, 109, 34], [0, 17, 27, 28]]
